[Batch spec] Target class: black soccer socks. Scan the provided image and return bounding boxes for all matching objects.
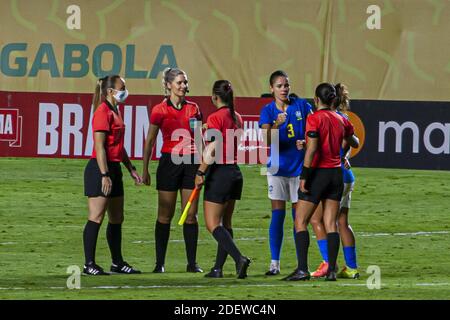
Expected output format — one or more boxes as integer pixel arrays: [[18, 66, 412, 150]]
[[327, 232, 340, 272], [83, 220, 101, 265], [183, 223, 199, 266], [212, 226, 241, 264], [295, 230, 310, 272], [106, 223, 123, 265], [155, 221, 171, 266], [214, 228, 233, 269]]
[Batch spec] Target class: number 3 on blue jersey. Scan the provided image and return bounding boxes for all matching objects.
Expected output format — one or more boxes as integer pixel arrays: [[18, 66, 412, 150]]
[[287, 123, 295, 138]]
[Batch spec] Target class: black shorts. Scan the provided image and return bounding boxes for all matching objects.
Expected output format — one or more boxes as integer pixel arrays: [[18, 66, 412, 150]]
[[156, 153, 199, 191], [84, 159, 124, 198], [204, 164, 243, 204], [298, 168, 343, 204]]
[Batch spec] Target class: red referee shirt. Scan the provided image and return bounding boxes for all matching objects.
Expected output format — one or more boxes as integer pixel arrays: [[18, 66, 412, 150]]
[[206, 107, 243, 164], [150, 98, 202, 155], [91, 101, 125, 162], [306, 109, 354, 168]]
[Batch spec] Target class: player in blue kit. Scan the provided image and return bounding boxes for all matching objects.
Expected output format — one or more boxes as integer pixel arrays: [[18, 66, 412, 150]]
[[309, 83, 359, 279], [259, 70, 313, 275]]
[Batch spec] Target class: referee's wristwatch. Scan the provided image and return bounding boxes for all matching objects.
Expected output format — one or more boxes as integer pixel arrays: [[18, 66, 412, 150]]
[[196, 170, 206, 177], [101, 172, 110, 178]]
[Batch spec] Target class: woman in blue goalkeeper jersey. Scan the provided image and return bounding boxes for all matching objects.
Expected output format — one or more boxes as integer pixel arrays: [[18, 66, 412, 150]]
[[309, 83, 359, 279], [259, 70, 313, 275]]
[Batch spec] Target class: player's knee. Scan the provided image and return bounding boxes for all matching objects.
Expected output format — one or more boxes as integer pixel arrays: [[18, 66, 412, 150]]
[[338, 216, 349, 229], [185, 214, 198, 224], [109, 215, 124, 224], [158, 216, 172, 224], [325, 220, 338, 233], [310, 215, 322, 228], [88, 212, 105, 224], [205, 223, 215, 233]]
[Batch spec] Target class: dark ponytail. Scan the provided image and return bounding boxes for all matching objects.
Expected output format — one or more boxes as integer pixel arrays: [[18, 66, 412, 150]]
[[212, 80, 241, 128], [92, 75, 121, 111], [333, 83, 350, 111], [315, 82, 337, 107]]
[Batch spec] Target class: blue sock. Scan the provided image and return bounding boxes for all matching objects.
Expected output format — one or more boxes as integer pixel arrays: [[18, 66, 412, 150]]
[[343, 246, 357, 269], [269, 209, 286, 260], [317, 239, 329, 262]]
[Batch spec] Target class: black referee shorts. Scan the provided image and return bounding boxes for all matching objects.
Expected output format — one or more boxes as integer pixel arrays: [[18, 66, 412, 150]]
[[298, 168, 343, 204], [156, 153, 200, 191], [204, 164, 243, 204], [84, 159, 124, 198]]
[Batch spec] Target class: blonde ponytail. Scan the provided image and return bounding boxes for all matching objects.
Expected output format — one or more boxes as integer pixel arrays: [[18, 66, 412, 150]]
[[92, 79, 102, 111]]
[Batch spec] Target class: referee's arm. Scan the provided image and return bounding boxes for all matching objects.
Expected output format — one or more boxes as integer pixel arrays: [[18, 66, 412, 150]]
[[142, 124, 159, 185], [300, 133, 318, 193], [94, 131, 112, 196], [94, 131, 109, 175]]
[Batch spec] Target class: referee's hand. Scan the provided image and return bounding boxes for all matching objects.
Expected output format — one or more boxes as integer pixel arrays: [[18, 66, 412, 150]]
[[275, 112, 287, 127], [131, 170, 143, 185], [195, 175, 204, 189], [102, 177, 112, 196], [296, 139, 306, 150], [142, 171, 151, 186], [300, 179, 309, 193]]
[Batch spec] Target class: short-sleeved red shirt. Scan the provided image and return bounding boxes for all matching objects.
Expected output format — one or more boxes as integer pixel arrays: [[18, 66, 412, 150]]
[[91, 101, 125, 162], [150, 98, 202, 155], [206, 107, 243, 164], [306, 109, 354, 168]]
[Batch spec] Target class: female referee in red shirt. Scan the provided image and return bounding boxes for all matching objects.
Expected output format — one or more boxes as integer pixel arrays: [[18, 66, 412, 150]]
[[142, 68, 203, 273], [195, 80, 251, 279], [83, 75, 142, 275], [284, 83, 359, 281]]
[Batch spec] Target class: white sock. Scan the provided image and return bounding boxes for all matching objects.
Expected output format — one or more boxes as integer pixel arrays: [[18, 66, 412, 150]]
[[270, 260, 280, 269]]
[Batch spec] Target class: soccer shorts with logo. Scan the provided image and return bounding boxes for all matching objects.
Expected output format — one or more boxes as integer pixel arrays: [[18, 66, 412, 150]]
[[267, 174, 300, 203]]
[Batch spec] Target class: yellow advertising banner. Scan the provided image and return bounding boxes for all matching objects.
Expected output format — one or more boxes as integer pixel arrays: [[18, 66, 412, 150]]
[[1, 0, 449, 100]]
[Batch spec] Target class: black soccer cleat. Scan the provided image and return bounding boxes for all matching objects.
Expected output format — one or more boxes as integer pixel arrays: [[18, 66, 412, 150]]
[[236, 256, 251, 279], [325, 271, 337, 281], [282, 269, 310, 281], [186, 263, 204, 273], [110, 261, 141, 274], [265, 269, 280, 276], [83, 262, 110, 276], [152, 264, 165, 273], [204, 268, 223, 278]]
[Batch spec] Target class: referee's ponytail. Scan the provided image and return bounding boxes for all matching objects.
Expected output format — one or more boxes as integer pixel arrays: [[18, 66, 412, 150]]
[[92, 75, 121, 111], [315, 82, 337, 107], [212, 80, 241, 128]]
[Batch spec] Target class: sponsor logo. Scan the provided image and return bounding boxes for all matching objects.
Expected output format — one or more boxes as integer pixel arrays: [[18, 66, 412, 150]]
[[0, 108, 23, 147]]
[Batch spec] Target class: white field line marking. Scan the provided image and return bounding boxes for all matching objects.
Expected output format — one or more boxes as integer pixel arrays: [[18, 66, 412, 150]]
[[1, 282, 450, 291], [1, 231, 448, 246]]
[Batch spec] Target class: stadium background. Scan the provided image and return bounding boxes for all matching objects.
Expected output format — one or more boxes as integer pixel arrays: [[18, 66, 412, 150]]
[[1, 0, 450, 300]]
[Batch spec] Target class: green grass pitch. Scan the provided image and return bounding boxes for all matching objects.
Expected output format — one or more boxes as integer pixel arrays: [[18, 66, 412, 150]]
[[0, 158, 449, 299]]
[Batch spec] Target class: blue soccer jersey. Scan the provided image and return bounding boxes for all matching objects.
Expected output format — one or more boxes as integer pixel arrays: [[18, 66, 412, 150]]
[[259, 97, 313, 176], [337, 111, 355, 184]]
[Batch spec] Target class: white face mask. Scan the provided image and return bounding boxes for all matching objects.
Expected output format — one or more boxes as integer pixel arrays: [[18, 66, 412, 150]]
[[113, 89, 129, 103]]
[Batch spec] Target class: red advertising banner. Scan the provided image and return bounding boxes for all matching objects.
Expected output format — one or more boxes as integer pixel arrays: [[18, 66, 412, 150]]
[[0, 91, 272, 162]]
